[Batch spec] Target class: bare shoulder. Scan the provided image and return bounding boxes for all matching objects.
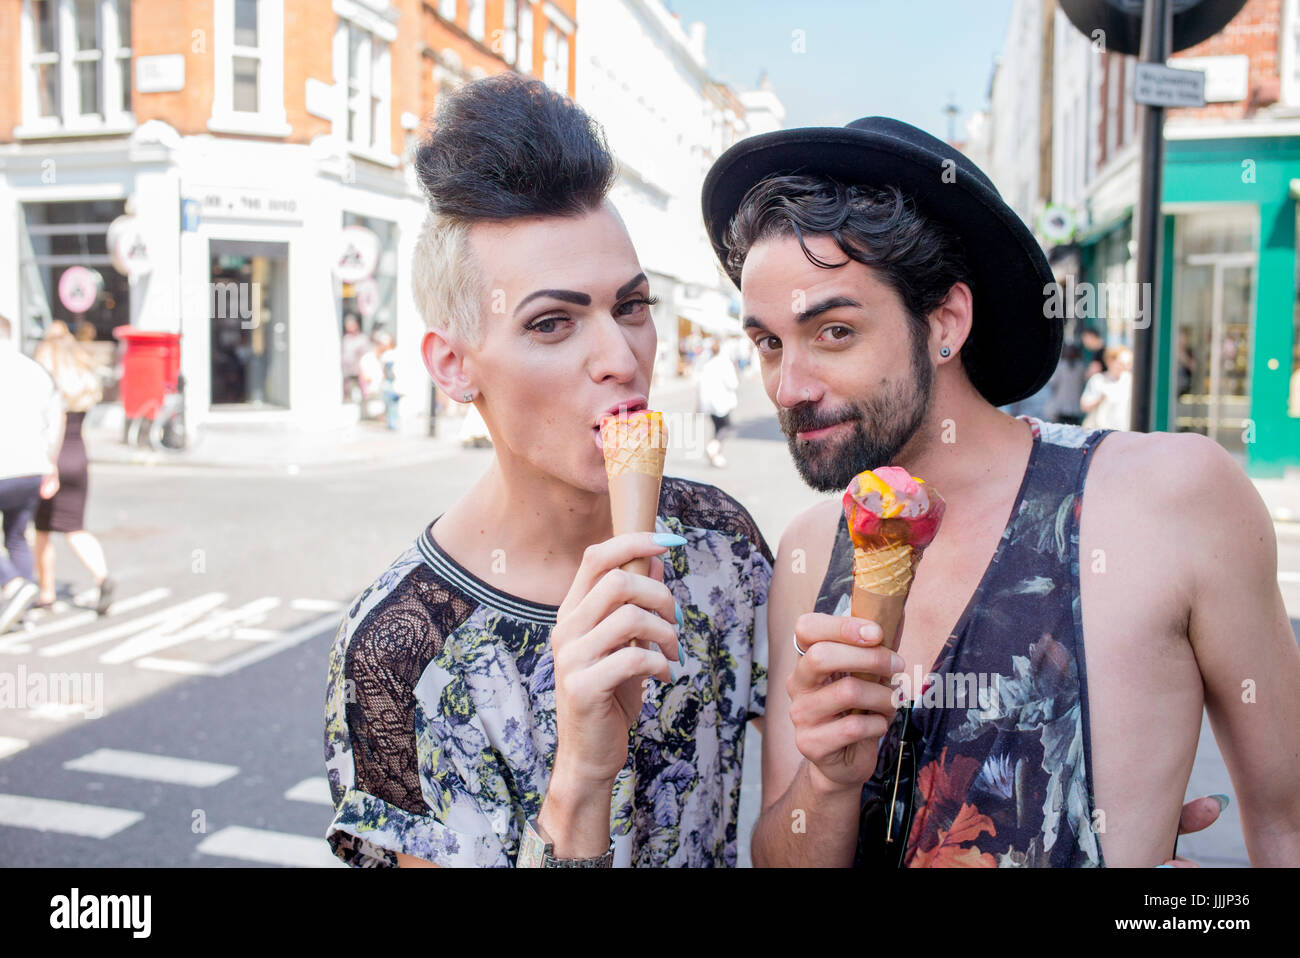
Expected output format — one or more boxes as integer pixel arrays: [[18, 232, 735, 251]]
[[1087, 429, 1276, 604], [765, 498, 842, 619], [777, 498, 842, 564], [1090, 429, 1266, 522]]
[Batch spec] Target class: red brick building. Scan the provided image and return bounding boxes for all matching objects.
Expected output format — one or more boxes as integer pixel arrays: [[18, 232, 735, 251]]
[[0, 0, 579, 434]]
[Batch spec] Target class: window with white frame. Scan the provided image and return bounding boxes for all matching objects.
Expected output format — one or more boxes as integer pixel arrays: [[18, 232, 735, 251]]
[[210, 0, 287, 135], [542, 22, 568, 93], [438, 0, 456, 22], [467, 0, 485, 42], [333, 1, 395, 157], [501, 0, 516, 65], [1284, 0, 1300, 106], [517, 0, 533, 74], [20, 0, 132, 133]]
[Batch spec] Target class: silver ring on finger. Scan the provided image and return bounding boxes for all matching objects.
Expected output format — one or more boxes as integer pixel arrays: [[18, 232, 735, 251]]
[[793, 633, 807, 657]]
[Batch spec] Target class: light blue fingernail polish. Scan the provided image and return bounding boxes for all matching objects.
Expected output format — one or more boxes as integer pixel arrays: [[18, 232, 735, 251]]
[[1211, 793, 1230, 811], [675, 602, 683, 628], [678, 640, 686, 666], [653, 533, 687, 548], [1155, 864, 1174, 868]]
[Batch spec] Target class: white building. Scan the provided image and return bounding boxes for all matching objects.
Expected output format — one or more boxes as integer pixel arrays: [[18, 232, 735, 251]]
[[0, 0, 431, 439], [985, 0, 1049, 227], [575, 0, 781, 381]]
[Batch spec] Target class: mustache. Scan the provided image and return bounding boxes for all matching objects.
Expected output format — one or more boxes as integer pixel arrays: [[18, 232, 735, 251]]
[[778, 401, 860, 436]]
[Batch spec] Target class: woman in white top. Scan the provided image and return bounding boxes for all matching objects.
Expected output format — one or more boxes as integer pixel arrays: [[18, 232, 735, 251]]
[[1081, 345, 1133, 432]]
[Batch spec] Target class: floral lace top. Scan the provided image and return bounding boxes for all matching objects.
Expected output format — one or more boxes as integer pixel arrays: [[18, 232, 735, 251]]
[[324, 477, 771, 867]]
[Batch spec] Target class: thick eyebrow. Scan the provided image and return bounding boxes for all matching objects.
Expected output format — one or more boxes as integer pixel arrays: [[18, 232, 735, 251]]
[[798, 296, 862, 323], [513, 272, 648, 318], [743, 295, 863, 333], [514, 288, 591, 316], [615, 272, 648, 300]]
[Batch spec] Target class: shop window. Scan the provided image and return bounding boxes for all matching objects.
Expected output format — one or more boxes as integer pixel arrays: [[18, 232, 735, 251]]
[[1292, 204, 1300, 417], [210, 0, 288, 136], [19, 199, 130, 347], [339, 213, 398, 405], [19, 0, 133, 135]]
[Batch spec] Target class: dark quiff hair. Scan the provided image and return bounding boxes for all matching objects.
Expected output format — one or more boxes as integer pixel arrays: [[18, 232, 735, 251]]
[[414, 72, 616, 223], [723, 175, 977, 380]]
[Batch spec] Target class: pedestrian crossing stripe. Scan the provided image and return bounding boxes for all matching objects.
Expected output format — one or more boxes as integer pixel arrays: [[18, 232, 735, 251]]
[[0, 793, 143, 838], [0, 588, 171, 654], [196, 826, 346, 868], [0, 737, 29, 761], [63, 748, 239, 787], [284, 777, 333, 806]]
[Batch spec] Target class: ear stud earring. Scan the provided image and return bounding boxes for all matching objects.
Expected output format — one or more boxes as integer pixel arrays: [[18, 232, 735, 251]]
[[463, 392, 475, 402], [939, 346, 951, 358]]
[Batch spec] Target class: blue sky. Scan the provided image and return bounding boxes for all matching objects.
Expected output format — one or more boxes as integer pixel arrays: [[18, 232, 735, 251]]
[[666, 0, 1015, 140]]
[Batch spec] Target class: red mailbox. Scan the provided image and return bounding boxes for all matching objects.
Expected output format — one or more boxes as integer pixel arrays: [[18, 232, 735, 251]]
[[113, 327, 181, 420]]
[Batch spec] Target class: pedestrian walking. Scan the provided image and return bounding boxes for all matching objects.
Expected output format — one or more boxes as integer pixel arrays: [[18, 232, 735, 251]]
[[1044, 343, 1087, 425], [1081, 345, 1133, 431], [358, 330, 391, 421], [340, 313, 370, 403], [32, 321, 115, 615], [0, 314, 64, 633], [697, 338, 739, 467]]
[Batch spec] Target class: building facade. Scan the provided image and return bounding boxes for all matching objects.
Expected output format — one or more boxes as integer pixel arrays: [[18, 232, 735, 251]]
[[0, 0, 578, 437], [573, 0, 780, 385], [983, 0, 1300, 475]]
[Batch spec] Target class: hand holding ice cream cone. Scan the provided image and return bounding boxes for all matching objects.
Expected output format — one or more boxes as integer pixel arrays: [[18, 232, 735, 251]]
[[841, 466, 945, 671], [601, 409, 670, 653]]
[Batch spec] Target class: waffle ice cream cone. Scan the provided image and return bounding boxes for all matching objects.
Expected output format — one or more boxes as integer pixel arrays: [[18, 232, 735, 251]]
[[601, 410, 668, 577], [842, 467, 946, 683]]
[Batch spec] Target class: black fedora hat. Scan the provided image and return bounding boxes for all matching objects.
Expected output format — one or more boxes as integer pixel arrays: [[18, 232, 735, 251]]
[[701, 116, 1061, 408]]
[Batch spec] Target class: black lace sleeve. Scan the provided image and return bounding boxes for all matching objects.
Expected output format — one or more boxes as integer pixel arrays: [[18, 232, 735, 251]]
[[658, 476, 774, 565], [345, 567, 478, 815]]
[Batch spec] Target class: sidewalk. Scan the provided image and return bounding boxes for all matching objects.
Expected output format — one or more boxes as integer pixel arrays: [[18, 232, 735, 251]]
[[1252, 472, 1300, 524], [82, 375, 703, 472], [83, 405, 463, 472]]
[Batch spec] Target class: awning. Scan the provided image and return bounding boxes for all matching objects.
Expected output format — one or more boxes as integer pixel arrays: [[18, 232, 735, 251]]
[[1073, 205, 1134, 247], [678, 307, 740, 336]]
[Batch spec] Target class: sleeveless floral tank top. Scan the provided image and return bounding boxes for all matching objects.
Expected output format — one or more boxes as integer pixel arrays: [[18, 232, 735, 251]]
[[814, 418, 1112, 867]]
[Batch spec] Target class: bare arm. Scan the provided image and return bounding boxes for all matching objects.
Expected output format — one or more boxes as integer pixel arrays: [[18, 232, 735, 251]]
[[1177, 436, 1300, 865], [751, 502, 898, 867], [751, 507, 857, 866], [1170, 436, 1300, 863]]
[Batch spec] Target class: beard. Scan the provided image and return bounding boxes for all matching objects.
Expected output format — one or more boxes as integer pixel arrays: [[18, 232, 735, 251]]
[[778, 321, 934, 492]]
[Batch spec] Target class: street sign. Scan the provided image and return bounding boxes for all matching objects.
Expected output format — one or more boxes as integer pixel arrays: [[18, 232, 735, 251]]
[[1134, 62, 1207, 107], [1058, 0, 1248, 56]]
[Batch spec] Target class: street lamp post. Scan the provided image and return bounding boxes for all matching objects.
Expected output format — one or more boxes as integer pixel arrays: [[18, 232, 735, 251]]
[[1131, 0, 1173, 434]]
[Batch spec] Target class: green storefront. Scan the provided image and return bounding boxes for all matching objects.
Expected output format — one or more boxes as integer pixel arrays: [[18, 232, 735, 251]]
[[1079, 134, 1300, 477], [1162, 134, 1300, 477]]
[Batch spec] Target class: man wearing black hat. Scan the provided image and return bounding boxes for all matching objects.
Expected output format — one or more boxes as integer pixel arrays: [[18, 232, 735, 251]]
[[703, 118, 1300, 867]]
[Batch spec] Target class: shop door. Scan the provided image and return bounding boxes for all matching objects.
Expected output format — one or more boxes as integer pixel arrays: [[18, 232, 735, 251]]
[[209, 240, 290, 407], [1173, 255, 1255, 453], [1171, 210, 1256, 455]]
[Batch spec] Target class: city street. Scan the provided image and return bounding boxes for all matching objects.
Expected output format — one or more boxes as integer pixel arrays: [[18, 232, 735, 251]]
[[1, 376, 1297, 867]]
